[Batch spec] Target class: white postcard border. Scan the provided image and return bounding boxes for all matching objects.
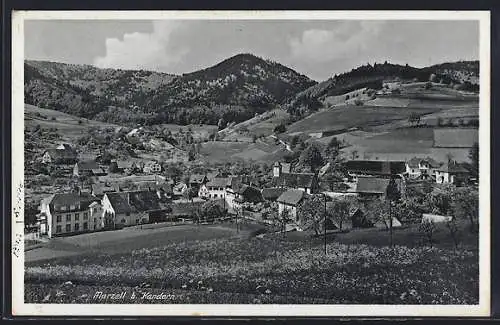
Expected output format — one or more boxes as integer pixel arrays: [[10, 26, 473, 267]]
[[11, 10, 491, 317]]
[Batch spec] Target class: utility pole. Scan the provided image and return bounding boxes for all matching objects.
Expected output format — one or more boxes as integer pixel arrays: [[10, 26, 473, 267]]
[[324, 193, 327, 255]]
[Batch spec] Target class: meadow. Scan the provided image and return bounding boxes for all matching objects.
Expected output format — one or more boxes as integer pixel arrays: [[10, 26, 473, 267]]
[[25, 222, 478, 305]]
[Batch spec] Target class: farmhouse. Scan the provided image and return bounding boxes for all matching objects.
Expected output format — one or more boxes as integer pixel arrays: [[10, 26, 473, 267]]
[[41, 144, 78, 164], [272, 161, 318, 194], [405, 157, 442, 179], [261, 187, 287, 202], [73, 160, 107, 177], [200, 177, 230, 199], [189, 174, 208, 192], [346, 160, 406, 178], [172, 182, 188, 199], [435, 162, 470, 185], [39, 192, 101, 238], [355, 176, 404, 199], [102, 190, 167, 228], [109, 160, 139, 174], [277, 189, 307, 222], [233, 185, 263, 209]]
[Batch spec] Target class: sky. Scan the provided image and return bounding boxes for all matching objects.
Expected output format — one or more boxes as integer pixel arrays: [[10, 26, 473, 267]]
[[24, 19, 479, 81]]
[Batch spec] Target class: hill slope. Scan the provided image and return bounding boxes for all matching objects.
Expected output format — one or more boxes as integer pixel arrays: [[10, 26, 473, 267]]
[[24, 54, 316, 127], [286, 61, 479, 115]]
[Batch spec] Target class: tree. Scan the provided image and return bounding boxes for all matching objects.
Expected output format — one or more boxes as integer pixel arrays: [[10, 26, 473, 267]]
[[298, 143, 324, 173], [408, 112, 420, 127], [188, 145, 196, 161], [452, 187, 479, 232], [469, 142, 479, 177], [297, 195, 325, 236], [325, 137, 341, 162], [329, 198, 352, 231], [385, 177, 401, 247], [200, 200, 225, 223], [273, 123, 286, 134], [419, 221, 437, 247]]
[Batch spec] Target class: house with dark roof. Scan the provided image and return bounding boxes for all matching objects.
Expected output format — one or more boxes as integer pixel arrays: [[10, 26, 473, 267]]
[[172, 182, 188, 199], [109, 160, 139, 174], [39, 192, 101, 237], [277, 189, 307, 222], [189, 174, 208, 194], [261, 187, 287, 202], [41, 144, 77, 164], [405, 157, 442, 179], [233, 185, 263, 208], [346, 160, 406, 178], [73, 160, 107, 177], [355, 176, 404, 199], [272, 161, 318, 194], [102, 190, 168, 228], [199, 177, 230, 199], [435, 162, 470, 185]]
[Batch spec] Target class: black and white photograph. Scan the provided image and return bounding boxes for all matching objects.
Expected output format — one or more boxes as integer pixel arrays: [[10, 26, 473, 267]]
[[11, 10, 490, 316]]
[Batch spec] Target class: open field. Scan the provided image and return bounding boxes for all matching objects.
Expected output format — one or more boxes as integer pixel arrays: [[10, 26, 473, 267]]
[[24, 104, 119, 141], [199, 140, 289, 163], [220, 109, 291, 140], [25, 222, 478, 304], [286, 105, 442, 134]]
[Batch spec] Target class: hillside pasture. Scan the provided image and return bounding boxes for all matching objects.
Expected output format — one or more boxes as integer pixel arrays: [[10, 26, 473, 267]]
[[24, 104, 119, 141], [287, 105, 441, 134], [199, 140, 288, 163]]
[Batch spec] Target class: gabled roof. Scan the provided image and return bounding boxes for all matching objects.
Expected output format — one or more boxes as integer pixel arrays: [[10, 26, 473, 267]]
[[237, 185, 263, 203], [76, 160, 100, 171], [261, 187, 287, 201], [106, 190, 163, 214], [44, 148, 77, 160], [115, 160, 135, 169], [206, 177, 230, 188], [346, 160, 406, 175], [407, 157, 441, 168], [274, 172, 316, 189], [277, 189, 306, 206], [49, 192, 98, 210], [189, 174, 207, 184], [437, 162, 470, 173], [105, 192, 132, 214]]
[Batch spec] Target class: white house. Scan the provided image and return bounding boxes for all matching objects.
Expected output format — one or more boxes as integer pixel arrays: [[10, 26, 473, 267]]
[[39, 192, 101, 238], [200, 177, 229, 200], [435, 163, 470, 184], [276, 189, 306, 223], [405, 157, 442, 179]]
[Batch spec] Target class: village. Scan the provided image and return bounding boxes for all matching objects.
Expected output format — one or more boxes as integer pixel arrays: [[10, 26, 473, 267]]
[[28, 132, 478, 241]]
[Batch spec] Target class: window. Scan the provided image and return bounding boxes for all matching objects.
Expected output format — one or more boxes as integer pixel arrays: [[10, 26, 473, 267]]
[[75, 223, 80, 231], [121, 218, 126, 224], [83, 222, 88, 230], [94, 208, 98, 213], [56, 225, 62, 233], [66, 224, 71, 232], [75, 213, 80, 221], [126, 212, 130, 216], [66, 214, 71, 221], [56, 215, 62, 222], [83, 212, 88, 220]]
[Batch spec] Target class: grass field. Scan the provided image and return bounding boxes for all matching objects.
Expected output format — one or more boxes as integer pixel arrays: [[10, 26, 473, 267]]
[[286, 105, 442, 134], [24, 104, 119, 141], [25, 221, 478, 304], [199, 140, 288, 163]]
